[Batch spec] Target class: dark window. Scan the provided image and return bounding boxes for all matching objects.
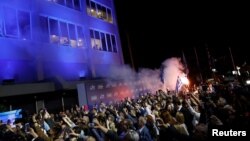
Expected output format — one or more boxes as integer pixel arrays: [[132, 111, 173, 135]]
[[68, 24, 76, 39], [106, 34, 112, 52], [101, 32, 107, 51], [60, 22, 69, 45], [111, 35, 117, 52], [94, 31, 100, 40], [107, 8, 112, 23], [86, 0, 90, 7], [90, 29, 94, 38], [49, 19, 59, 36], [73, 0, 81, 10], [49, 18, 59, 43], [18, 11, 31, 40], [76, 26, 84, 47], [3, 7, 18, 37], [68, 24, 77, 47], [39, 16, 49, 42]]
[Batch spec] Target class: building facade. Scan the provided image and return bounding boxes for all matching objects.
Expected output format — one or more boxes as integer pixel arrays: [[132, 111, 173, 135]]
[[0, 0, 123, 84]]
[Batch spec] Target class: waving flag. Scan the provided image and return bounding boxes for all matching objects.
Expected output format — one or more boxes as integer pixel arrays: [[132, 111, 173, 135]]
[[175, 76, 182, 93]]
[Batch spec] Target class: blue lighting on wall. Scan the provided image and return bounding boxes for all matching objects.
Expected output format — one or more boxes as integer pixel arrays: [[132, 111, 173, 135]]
[[79, 70, 86, 78], [0, 0, 122, 85], [2, 61, 14, 80]]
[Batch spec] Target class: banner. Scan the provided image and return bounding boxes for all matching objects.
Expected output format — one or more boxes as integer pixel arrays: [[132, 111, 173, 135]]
[[0, 109, 22, 126]]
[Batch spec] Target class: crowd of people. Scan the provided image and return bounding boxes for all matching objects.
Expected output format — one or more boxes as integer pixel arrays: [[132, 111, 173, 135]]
[[0, 82, 249, 141]]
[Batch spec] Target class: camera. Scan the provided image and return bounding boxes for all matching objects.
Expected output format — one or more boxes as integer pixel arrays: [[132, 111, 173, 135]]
[[24, 123, 30, 132]]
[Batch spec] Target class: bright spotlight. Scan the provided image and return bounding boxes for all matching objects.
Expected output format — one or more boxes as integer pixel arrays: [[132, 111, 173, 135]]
[[180, 75, 189, 85], [246, 80, 250, 85]]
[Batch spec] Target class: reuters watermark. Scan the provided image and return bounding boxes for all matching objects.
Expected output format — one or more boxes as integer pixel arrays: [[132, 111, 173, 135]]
[[212, 129, 246, 136]]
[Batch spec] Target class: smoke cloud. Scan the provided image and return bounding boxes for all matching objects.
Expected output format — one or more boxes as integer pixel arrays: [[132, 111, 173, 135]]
[[106, 57, 185, 93], [161, 57, 185, 91]]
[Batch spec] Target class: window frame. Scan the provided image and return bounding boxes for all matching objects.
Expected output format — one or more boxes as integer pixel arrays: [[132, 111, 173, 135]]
[[87, 0, 113, 23]]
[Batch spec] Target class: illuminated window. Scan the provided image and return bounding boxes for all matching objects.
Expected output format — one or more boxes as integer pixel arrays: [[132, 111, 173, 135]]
[[101, 6, 107, 21], [76, 26, 84, 47], [3, 7, 18, 37], [90, 29, 101, 50], [106, 34, 112, 52], [49, 18, 59, 44], [90, 1, 97, 17], [90, 29, 117, 53], [18, 11, 31, 40], [111, 35, 117, 52], [96, 4, 102, 19], [107, 8, 113, 23], [39, 16, 85, 47], [68, 23, 77, 47], [86, 0, 91, 15], [86, 0, 113, 23], [59, 22, 69, 45], [39, 16, 49, 42], [100, 33, 107, 51]]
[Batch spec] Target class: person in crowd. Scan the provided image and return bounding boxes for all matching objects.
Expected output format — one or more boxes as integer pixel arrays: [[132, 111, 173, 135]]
[[173, 112, 189, 136], [137, 116, 153, 141], [0, 81, 249, 141]]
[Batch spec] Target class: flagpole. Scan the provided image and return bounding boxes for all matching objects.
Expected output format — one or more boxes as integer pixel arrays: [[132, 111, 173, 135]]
[[126, 31, 135, 70], [206, 47, 212, 70], [194, 47, 203, 83], [182, 50, 188, 75], [229, 47, 236, 71]]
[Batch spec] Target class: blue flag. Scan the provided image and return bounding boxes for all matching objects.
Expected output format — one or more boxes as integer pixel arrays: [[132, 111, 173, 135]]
[[175, 76, 182, 93]]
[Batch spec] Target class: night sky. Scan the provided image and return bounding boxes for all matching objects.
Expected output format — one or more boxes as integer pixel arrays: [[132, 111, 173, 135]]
[[114, 1, 249, 79]]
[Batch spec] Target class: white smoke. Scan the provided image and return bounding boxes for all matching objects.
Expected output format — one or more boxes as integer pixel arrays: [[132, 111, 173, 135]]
[[106, 65, 137, 82], [138, 68, 164, 93], [105, 57, 185, 92], [161, 57, 185, 90]]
